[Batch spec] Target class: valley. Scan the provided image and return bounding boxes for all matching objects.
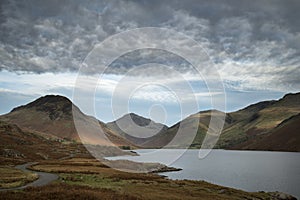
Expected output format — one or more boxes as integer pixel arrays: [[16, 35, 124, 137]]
[[0, 93, 299, 199]]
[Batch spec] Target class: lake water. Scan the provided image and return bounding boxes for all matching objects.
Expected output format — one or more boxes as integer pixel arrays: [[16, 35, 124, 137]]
[[107, 149, 300, 198]]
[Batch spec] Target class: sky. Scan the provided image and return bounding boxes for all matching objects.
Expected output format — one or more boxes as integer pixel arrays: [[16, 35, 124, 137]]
[[0, 0, 299, 126]]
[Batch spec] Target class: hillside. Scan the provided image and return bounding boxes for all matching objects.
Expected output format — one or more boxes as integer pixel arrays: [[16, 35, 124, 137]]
[[0, 95, 134, 147], [0, 120, 78, 164], [218, 92, 300, 150], [232, 113, 300, 152], [136, 92, 300, 151]]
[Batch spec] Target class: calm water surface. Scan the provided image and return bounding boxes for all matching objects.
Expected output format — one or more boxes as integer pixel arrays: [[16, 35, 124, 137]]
[[107, 149, 300, 198]]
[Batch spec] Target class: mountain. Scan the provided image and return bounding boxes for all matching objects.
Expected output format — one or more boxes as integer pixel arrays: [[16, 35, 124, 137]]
[[107, 113, 168, 147], [219, 92, 300, 150], [1, 92, 299, 151], [0, 95, 134, 147], [138, 92, 300, 151], [140, 109, 230, 148]]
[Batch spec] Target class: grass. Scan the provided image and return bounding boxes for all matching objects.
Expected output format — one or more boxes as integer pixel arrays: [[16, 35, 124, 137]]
[[29, 157, 179, 174], [0, 183, 138, 200], [55, 173, 273, 200], [60, 173, 127, 190], [0, 166, 38, 189], [0, 157, 294, 199], [15, 158, 281, 200]]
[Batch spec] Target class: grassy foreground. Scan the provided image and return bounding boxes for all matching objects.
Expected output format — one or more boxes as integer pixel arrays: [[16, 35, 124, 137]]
[[0, 158, 293, 200], [0, 166, 38, 189]]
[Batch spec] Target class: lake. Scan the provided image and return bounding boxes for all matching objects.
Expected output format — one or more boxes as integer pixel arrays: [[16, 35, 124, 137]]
[[107, 149, 300, 198]]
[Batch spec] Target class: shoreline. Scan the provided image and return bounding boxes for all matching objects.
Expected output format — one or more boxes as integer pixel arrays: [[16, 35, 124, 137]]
[[109, 148, 299, 199], [0, 158, 297, 200], [130, 148, 300, 153]]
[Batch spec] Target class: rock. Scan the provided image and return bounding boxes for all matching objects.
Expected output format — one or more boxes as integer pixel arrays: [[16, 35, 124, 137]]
[[218, 189, 226, 194], [269, 191, 297, 200], [150, 166, 182, 173], [1, 149, 25, 158], [36, 152, 49, 160]]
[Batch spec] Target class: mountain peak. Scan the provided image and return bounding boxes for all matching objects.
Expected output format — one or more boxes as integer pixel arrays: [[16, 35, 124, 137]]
[[128, 112, 143, 118], [120, 113, 151, 127], [198, 109, 224, 114], [280, 92, 300, 102], [29, 95, 71, 106], [11, 95, 73, 120], [282, 92, 300, 98], [12, 95, 71, 110]]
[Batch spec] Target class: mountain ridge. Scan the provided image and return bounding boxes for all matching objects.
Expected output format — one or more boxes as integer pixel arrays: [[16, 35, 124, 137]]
[[120, 92, 300, 150], [0, 92, 299, 151]]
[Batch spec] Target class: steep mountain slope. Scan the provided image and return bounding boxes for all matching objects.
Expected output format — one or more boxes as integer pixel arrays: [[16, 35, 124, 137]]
[[107, 113, 168, 147], [140, 92, 300, 151], [218, 92, 300, 149], [0, 95, 134, 147], [233, 113, 300, 152]]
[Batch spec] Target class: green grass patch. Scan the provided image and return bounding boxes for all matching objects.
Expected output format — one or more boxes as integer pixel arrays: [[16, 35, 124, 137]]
[[59, 173, 128, 191]]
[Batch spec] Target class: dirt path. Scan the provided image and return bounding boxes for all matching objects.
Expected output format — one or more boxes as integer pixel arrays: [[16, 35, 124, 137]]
[[0, 162, 58, 191]]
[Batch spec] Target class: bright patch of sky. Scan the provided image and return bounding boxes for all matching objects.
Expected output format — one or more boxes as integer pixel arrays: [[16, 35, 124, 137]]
[[0, 70, 285, 126]]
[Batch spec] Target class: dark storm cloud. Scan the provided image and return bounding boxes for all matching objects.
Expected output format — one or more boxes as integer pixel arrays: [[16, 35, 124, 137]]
[[0, 0, 299, 91]]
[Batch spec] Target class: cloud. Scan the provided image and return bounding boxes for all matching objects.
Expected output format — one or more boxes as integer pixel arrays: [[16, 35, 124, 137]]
[[0, 0, 299, 93], [0, 70, 76, 97]]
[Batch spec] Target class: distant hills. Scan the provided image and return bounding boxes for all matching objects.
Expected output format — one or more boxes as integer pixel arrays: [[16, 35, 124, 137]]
[[0, 93, 299, 152], [107, 113, 168, 148]]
